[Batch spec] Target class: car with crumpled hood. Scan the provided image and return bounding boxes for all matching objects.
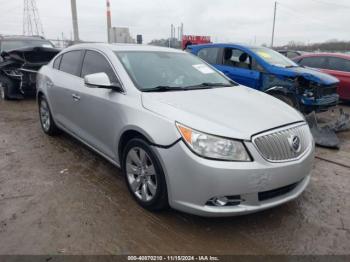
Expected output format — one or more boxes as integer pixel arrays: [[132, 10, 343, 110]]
[[0, 35, 60, 100], [189, 43, 340, 114]]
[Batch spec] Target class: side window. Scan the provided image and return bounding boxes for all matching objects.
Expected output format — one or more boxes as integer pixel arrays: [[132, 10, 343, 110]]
[[294, 57, 303, 64], [327, 57, 350, 72], [197, 48, 220, 64], [81, 51, 118, 83], [251, 58, 265, 72], [223, 48, 253, 70], [287, 51, 299, 59], [299, 57, 327, 69], [53, 55, 62, 69], [59, 51, 83, 76]]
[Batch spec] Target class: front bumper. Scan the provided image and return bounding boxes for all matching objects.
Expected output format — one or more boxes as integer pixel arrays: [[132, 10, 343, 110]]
[[301, 94, 339, 107], [153, 140, 314, 217]]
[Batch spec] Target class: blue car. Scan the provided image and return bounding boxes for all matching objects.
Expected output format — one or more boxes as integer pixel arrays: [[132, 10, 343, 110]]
[[189, 43, 339, 113]]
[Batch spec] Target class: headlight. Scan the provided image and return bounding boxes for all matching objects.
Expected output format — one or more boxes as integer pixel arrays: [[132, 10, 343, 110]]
[[176, 123, 251, 161]]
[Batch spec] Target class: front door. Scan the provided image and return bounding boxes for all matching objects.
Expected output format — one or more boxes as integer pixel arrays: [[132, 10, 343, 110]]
[[216, 48, 261, 89], [72, 50, 124, 160]]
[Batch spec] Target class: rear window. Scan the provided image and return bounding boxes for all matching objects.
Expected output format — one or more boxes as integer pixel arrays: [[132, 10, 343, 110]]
[[59, 51, 83, 76]]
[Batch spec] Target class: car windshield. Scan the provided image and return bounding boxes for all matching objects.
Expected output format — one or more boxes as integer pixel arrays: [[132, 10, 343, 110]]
[[252, 47, 298, 68], [1, 39, 54, 52], [115, 51, 234, 91]]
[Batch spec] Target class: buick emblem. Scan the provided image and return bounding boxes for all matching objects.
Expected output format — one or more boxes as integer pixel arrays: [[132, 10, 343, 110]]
[[289, 135, 301, 153]]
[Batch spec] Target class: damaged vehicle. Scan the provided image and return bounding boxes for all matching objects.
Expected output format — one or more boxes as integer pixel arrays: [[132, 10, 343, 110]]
[[189, 43, 339, 113], [189, 44, 349, 148], [0, 35, 60, 100]]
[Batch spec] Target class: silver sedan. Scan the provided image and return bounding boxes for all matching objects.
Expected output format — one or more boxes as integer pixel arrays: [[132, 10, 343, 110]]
[[37, 44, 314, 217]]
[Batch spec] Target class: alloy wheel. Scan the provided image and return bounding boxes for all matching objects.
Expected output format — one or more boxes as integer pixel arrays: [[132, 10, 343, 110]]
[[40, 99, 51, 132], [126, 147, 158, 202]]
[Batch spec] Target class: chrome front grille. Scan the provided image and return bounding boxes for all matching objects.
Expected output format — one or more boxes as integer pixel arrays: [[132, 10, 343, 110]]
[[253, 123, 312, 162]]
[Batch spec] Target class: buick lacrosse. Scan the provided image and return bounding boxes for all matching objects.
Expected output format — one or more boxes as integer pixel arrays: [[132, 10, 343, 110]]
[[37, 44, 314, 217]]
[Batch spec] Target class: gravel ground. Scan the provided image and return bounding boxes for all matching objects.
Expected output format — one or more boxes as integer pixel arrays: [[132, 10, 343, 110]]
[[0, 99, 349, 255]]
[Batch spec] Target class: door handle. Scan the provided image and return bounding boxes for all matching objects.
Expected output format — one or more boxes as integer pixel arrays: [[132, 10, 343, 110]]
[[72, 94, 80, 101]]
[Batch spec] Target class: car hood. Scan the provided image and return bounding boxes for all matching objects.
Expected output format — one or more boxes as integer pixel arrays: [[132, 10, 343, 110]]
[[141, 86, 304, 140], [0, 46, 60, 66], [270, 65, 339, 85]]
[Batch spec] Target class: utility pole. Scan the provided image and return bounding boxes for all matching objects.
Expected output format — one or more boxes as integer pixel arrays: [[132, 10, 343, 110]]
[[271, 1, 277, 48], [169, 24, 173, 48], [106, 0, 112, 43], [70, 0, 80, 43]]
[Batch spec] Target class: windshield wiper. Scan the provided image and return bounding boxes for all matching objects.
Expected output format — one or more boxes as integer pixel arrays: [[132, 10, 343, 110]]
[[183, 82, 234, 90], [142, 86, 186, 92], [142, 82, 235, 92]]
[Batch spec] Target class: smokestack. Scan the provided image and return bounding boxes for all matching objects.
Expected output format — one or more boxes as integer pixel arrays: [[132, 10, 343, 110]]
[[181, 23, 184, 41], [106, 0, 112, 43]]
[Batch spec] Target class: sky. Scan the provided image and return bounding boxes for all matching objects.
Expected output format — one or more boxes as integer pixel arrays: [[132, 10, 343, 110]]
[[0, 0, 349, 46]]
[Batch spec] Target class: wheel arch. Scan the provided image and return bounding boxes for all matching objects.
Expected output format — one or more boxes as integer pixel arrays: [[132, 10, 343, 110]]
[[117, 128, 154, 165], [37, 90, 45, 104]]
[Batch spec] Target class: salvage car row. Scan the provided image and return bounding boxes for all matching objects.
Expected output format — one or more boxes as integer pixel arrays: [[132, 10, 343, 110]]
[[0, 37, 349, 216]]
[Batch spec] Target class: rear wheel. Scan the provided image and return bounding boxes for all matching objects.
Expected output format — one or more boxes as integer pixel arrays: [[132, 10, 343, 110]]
[[122, 138, 168, 211], [0, 76, 13, 100], [39, 96, 60, 136]]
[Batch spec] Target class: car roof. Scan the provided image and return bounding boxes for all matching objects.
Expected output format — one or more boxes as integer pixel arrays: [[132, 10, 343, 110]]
[[65, 43, 184, 53], [0, 35, 47, 41], [296, 52, 350, 60], [189, 43, 261, 50], [277, 50, 300, 53]]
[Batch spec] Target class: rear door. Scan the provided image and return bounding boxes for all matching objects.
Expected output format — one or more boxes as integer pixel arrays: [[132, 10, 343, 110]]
[[48, 50, 84, 132], [215, 48, 261, 89]]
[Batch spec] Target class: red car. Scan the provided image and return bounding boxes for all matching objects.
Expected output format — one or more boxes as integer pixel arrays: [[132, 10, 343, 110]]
[[293, 53, 350, 100]]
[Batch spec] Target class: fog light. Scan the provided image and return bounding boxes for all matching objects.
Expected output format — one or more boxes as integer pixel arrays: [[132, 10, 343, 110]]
[[213, 197, 228, 206], [206, 195, 241, 207]]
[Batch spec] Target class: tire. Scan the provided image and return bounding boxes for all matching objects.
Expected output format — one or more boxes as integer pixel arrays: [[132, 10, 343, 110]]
[[122, 138, 168, 211], [0, 76, 13, 100], [38, 96, 60, 136]]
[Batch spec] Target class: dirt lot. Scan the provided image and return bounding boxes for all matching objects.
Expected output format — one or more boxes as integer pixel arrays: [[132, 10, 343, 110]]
[[0, 99, 349, 255]]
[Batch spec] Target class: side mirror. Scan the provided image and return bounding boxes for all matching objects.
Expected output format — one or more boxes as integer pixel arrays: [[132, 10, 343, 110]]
[[84, 73, 122, 92]]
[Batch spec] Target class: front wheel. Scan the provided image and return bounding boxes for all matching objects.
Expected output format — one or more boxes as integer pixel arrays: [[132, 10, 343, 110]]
[[122, 138, 168, 211], [39, 96, 60, 136]]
